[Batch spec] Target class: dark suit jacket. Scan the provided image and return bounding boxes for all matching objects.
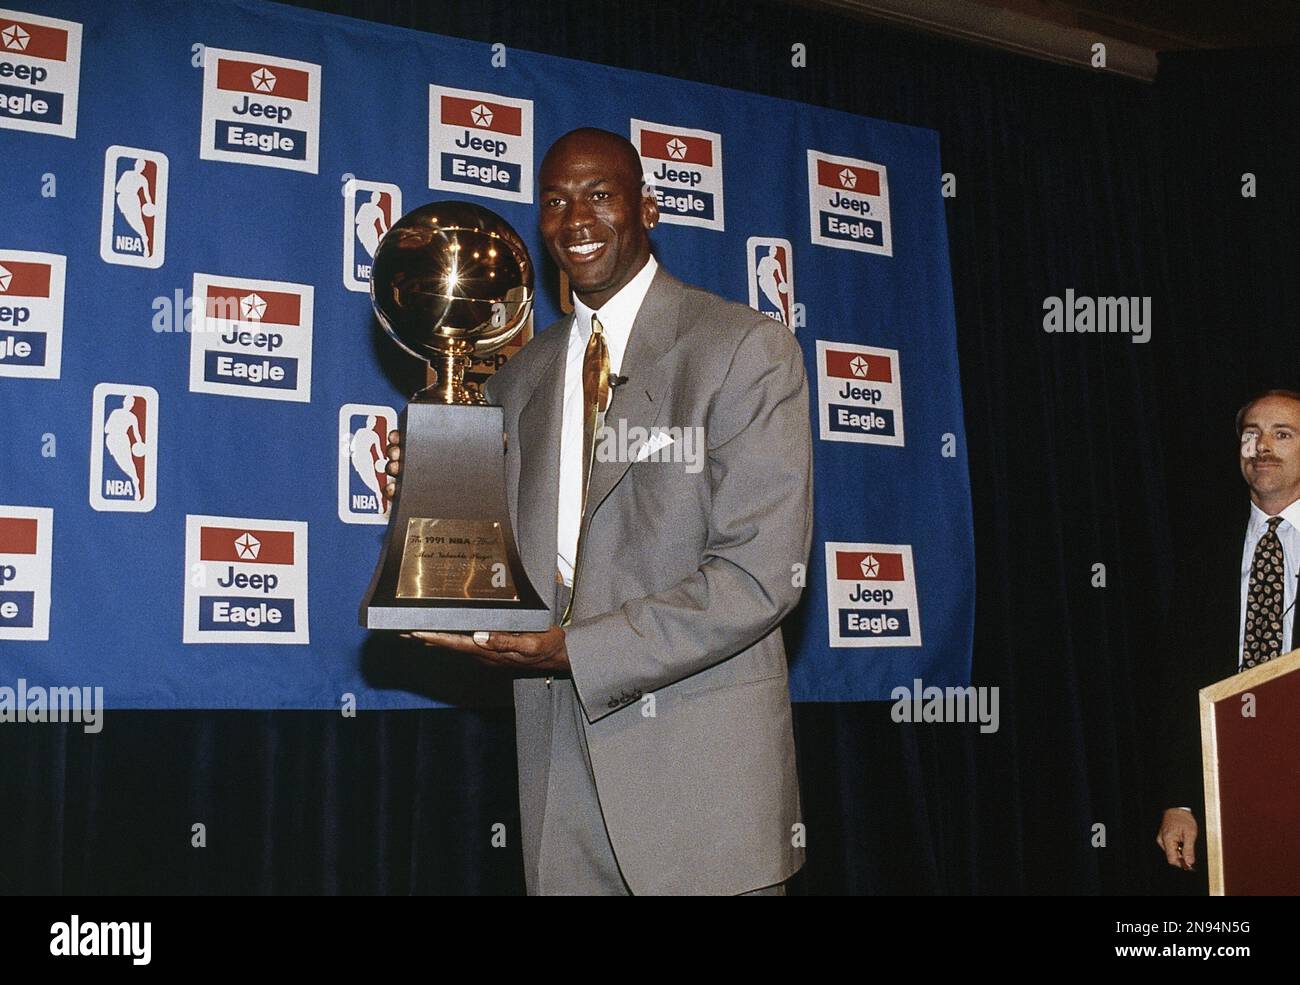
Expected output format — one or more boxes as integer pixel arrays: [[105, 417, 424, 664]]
[[1158, 501, 1297, 813]]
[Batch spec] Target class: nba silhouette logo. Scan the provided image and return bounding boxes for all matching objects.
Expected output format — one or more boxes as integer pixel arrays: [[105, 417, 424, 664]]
[[99, 146, 168, 269], [338, 403, 397, 523], [89, 383, 159, 512], [342, 179, 401, 293], [746, 237, 795, 331]]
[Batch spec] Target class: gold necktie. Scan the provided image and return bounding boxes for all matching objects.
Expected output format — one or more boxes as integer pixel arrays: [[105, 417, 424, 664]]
[[562, 313, 610, 626]]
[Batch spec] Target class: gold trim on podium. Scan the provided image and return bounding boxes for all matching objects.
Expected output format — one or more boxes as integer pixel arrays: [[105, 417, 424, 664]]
[[1199, 646, 1300, 895]]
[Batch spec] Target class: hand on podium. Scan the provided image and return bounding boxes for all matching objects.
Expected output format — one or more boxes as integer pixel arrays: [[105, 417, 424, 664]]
[[1156, 808, 1198, 870]]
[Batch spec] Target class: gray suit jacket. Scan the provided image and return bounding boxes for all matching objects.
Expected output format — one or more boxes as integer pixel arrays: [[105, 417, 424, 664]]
[[483, 264, 812, 894]]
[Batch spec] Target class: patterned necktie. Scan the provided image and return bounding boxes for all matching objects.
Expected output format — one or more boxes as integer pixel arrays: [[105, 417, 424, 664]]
[[561, 313, 610, 626], [1243, 516, 1285, 669]]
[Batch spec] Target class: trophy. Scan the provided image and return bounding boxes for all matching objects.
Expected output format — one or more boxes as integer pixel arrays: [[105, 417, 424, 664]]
[[360, 201, 550, 632]]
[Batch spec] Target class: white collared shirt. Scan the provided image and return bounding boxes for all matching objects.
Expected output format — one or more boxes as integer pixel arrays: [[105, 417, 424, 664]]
[[1237, 497, 1300, 666], [556, 254, 658, 586]]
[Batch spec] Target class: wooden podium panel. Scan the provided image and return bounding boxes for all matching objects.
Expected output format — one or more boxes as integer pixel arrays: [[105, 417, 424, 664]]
[[1200, 648, 1300, 895]]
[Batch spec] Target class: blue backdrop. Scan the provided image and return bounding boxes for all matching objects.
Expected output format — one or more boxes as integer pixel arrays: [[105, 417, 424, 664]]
[[0, 0, 972, 707]]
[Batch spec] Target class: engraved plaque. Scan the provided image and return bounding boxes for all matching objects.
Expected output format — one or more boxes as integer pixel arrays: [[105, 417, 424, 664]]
[[395, 518, 518, 601]]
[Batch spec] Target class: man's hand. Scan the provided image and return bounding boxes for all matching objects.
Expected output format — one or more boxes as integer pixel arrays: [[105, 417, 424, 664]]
[[1156, 808, 1199, 870], [384, 430, 402, 500], [402, 625, 571, 673]]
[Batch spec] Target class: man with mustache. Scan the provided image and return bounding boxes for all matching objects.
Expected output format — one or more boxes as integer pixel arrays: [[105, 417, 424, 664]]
[[1156, 389, 1300, 874], [389, 128, 811, 895]]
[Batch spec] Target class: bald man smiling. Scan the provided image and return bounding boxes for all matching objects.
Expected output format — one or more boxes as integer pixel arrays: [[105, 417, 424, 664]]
[[393, 128, 812, 895]]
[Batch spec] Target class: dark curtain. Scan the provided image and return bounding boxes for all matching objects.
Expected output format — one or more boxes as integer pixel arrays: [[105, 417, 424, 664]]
[[1155, 47, 1300, 528], [3, 0, 1296, 894]]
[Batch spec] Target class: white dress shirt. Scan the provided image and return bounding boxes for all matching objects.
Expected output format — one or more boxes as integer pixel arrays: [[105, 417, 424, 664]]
[[556, 254, 658, 586], [1237, 497, 1300, 667]]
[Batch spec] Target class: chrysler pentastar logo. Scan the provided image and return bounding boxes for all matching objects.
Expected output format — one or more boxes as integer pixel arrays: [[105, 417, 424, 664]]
[[234, 532, 261, 560], [240, 292, 266, 321], [666, 137, 687, 160], [1, 23, 30, 52], [470, 103, 493, 127], [250, 66, 277, 92], [838, 167, 857, 189], [0, 264, 11, 293], [849, 355, 869, 377], [859, 555, 880, 579]]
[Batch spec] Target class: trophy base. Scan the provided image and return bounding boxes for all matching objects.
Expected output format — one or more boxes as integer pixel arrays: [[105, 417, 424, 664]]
[[360, 400, 551, 633], [364, 604, 553, 633]]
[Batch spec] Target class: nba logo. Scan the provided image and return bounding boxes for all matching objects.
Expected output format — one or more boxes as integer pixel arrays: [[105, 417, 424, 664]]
[[89, 383, 159, 512], [100, 146, 169, 269], [342, 179, 400, 293], [338, 403, 397, 523], [746, 237, 795, 331]]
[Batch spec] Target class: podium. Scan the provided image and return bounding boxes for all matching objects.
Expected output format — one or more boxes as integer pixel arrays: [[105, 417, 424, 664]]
[[1200, 647, 1300, 894]]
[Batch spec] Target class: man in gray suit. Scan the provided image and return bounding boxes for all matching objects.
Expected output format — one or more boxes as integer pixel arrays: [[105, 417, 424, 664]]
[[396, 128, 811, 895]]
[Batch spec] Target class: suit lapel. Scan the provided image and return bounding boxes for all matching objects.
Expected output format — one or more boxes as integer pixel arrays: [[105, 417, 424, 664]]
[[514, 267, 684, 599], [1290, 542, 1299, 655], [516, 318, 570, 601], [582, 267, 681, 519]]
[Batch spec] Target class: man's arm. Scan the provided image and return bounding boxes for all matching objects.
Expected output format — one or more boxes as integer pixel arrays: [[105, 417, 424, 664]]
[[565, 318, 813, 721], [1152, 539, 1218, 869]]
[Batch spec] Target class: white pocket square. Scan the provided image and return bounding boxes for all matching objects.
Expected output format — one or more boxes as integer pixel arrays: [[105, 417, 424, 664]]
[[635, 432, 675, 462]]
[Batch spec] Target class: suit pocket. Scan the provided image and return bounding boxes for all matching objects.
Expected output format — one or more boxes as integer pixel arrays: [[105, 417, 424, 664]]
[[676, 668, 788, 700], [672, 644, 788, 699]]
